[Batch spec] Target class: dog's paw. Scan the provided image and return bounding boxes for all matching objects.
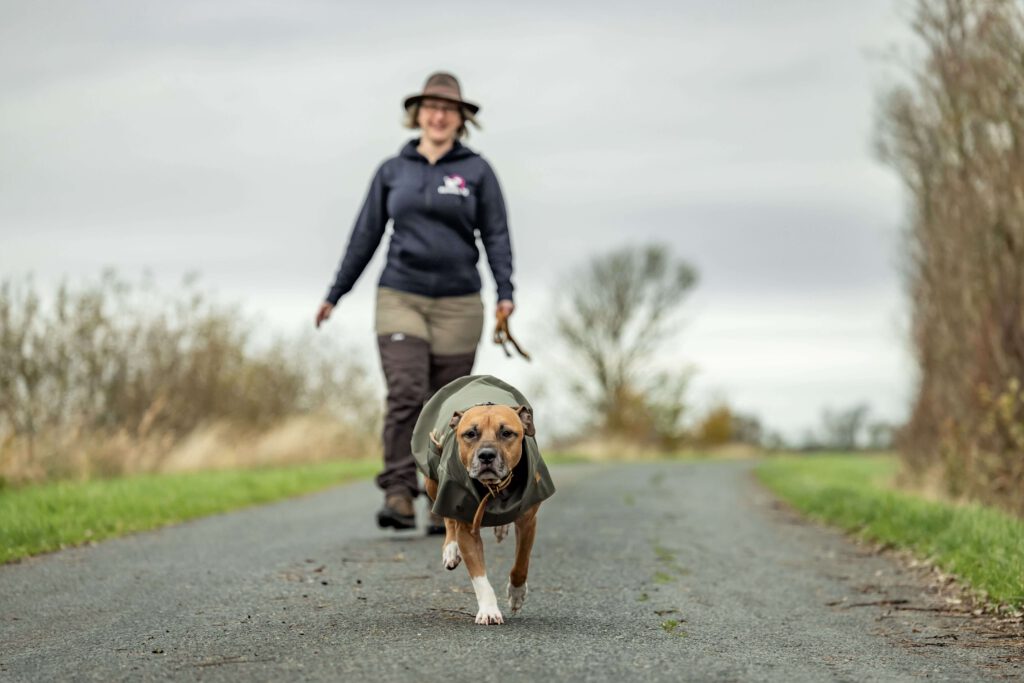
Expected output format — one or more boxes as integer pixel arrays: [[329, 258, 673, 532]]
[[475, 605, 505, 625], [507, 581, 528, 613], [442, 542, 462, 570], [494, 524, 510, 543]]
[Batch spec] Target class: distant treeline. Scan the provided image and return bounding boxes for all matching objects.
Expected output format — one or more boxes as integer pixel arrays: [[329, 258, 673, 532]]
[[878, 0, 1024, 515]]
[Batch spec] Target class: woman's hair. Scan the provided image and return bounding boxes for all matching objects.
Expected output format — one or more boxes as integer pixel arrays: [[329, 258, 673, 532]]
[[403, 101, 479, 139]]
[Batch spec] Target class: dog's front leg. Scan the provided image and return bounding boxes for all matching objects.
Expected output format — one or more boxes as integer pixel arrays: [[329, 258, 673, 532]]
[[442, 517, 461, 570], [508, 503, 540, 614], [455, 522, 503, 625], [425, 478, 462, 570]]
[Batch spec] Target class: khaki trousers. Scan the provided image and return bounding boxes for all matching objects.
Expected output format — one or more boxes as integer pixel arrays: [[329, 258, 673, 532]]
[[374, 287, 484, 498]]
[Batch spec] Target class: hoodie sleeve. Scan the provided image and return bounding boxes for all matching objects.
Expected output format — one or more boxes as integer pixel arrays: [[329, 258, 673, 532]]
[[324, 162, 390, 305], [476, 161, 515, 302]]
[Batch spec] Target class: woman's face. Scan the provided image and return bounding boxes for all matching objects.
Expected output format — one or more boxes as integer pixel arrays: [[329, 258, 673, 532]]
[[417, 97, 463, 144]]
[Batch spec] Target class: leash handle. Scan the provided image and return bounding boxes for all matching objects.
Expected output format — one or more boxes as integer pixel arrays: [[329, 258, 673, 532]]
[[492, 309, 531, 361]]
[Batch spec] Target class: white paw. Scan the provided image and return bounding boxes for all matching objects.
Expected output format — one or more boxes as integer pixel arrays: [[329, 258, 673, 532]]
[[494, 524, 510, 543], [507, 581, 528, 613], [475, 605, 505, 625], [442, 542, 462, 570], [471, 576, 503, 624]]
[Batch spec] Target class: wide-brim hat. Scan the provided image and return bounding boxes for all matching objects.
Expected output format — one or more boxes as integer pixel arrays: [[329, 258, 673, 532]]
[[403, 72, 480, 115]]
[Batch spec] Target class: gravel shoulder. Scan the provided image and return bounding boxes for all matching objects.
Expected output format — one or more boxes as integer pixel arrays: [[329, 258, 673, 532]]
[[1, 461, 1020, 682]]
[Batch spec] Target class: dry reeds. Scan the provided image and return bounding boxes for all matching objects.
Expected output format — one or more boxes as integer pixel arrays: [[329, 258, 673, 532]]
[[0, 273, 380, 484]]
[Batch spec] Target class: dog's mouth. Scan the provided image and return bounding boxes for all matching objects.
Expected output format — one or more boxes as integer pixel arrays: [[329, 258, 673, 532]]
[[469, 457, 508, 483], [475, 469, 502, 483]]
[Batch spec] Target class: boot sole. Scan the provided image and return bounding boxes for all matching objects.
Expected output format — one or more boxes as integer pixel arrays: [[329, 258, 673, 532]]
[[376, 509, 416, 530]]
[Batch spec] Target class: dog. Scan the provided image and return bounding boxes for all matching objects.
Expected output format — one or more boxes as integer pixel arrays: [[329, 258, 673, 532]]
[[413, 375, 555, 625]]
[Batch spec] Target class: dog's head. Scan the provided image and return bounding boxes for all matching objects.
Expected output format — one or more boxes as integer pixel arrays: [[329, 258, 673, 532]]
[[448, 404, 535, 484]]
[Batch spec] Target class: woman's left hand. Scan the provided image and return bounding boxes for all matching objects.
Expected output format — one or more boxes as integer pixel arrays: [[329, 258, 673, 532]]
[[496, 299, 515, 318], [315, 301, 334, 328]]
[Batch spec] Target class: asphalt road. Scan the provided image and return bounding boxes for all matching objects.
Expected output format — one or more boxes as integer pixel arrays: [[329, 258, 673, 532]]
[[1, 461, 1020, 682]]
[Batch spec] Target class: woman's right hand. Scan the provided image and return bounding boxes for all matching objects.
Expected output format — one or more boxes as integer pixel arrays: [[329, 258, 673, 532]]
[[315, 301, 334, 329]]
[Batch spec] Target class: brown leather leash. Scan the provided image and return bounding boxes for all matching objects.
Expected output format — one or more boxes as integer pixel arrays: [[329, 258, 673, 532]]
[[471, 470, 514, 535], [493, 310, 530, 361]]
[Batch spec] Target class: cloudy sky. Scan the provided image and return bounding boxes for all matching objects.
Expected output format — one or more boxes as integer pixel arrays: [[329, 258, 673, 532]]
[[0, 0, 915, 440]]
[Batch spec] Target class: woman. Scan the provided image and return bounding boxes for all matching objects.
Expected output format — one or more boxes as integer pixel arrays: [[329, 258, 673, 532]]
[[315, 72, 516, 534]]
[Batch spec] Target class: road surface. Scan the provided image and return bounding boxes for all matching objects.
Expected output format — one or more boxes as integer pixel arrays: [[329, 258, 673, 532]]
[[1, 461, 1020, 681]]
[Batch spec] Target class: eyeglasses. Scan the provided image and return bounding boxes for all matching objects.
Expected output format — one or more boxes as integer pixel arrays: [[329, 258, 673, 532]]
[[420, 101, 461, 115]]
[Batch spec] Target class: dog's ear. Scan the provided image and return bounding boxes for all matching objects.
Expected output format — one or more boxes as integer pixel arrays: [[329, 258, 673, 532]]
[[514, 405, 535, 437], [448, 410, 464, 431]]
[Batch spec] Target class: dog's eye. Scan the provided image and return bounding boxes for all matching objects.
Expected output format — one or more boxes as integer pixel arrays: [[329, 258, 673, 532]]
[[500, 428, 516, 439], [462, 429, 478, 440]]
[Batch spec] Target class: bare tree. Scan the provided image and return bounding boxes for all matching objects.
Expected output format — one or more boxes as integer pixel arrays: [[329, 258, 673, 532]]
[[553, 244, 697, 442], [820, 403, 871, 451], [877, 0, 1024, 512]]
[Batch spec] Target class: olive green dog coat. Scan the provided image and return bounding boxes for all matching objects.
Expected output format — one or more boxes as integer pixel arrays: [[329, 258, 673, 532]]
[[412, 375, 555, 527]]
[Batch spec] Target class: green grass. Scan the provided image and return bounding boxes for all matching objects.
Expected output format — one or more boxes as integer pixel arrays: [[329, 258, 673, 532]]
[[653, 571, 676, 584], [660, 619, 687, 637], [0, 459, 378, 564], [756, 454, 1024, 608], [541, 451, 596, 465]]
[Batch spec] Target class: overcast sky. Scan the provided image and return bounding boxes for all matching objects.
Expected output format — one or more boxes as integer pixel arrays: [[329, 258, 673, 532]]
[[0, 0, 915, 440]]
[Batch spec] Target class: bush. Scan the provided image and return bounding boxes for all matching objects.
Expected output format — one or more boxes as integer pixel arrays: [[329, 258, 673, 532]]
[[0, 273, 379, 483], [694, 404, 763, 449]]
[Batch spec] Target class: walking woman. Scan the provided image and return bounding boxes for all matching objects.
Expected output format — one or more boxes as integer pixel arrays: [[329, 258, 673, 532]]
[[315, 72, 516, 533]]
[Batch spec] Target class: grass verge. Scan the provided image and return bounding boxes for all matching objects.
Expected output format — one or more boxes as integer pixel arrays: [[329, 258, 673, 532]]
[[541, 451, 598, 465], [756, 454, 1024, 609], [0, 459, 377, 565]]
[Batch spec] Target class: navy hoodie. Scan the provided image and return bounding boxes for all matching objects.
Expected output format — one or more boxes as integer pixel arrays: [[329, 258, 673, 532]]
[[325, 139, 514, 305]]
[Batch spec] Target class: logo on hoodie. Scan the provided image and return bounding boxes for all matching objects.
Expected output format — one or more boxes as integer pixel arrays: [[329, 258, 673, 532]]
[[437, 174, 470, 197]]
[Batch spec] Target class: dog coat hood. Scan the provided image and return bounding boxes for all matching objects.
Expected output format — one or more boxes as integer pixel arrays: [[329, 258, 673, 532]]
[[412, 375, 555, 526]]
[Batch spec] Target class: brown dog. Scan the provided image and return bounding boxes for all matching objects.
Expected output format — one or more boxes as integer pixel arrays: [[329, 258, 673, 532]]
[[424, 403, 540, 625]]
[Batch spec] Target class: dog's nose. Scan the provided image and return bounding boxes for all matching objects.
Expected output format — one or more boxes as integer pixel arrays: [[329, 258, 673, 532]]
[[477, 448, 497, 464]]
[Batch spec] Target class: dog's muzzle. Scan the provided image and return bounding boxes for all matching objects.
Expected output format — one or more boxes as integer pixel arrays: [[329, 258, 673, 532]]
[[469, 446, 508, 482]]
